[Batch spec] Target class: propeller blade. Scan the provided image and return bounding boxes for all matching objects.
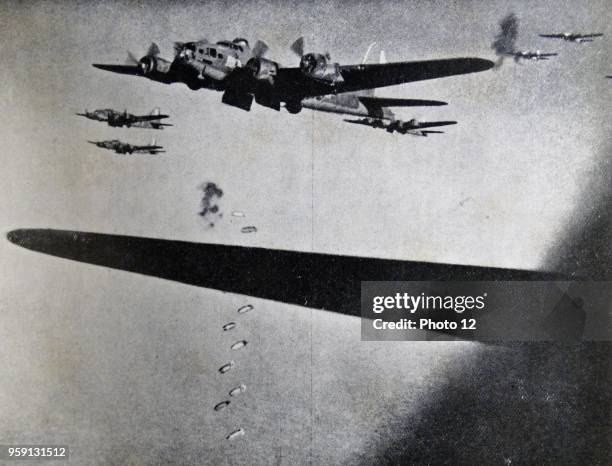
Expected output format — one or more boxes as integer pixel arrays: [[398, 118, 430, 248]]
[[146, 42, 160, 57], [126, 51, 139, 65], [172, 42, 184, 57], [251, 40, 269, 58], [290, 36, 305, 57]]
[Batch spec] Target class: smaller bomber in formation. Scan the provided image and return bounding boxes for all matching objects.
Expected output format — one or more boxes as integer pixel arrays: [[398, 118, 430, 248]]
[[506, 50, 558, 61], [344, 118, 457, 136], [88, 138, 165, 155], [77, 107, 172, 129], [539, 32, 603, 43]]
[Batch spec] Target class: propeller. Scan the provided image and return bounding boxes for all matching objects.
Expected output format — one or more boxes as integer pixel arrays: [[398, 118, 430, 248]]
[[251, 40, 269, 58], [172, 42, 184, 58], [290, 36, 304, 57], [125, 42, 160, 65], [290, 37, 330, 62], [146, 43, 160, 57], [123, 42, 161, 75], [126, 51, 139, 66]]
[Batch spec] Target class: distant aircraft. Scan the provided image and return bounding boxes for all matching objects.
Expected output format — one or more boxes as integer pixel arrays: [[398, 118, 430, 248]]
[[344, 118, 457, 136], [539, 33, 603, 43], [77, 108, 171, 129], [93, 37, 494, 113], [506, 50, 558, 61], [300, 47, 448, 120], [87, 138, 165, 154]]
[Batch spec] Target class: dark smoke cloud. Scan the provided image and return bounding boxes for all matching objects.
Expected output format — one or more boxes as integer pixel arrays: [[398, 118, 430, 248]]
[[198, 182, 223, 227], [492, 13, 519, 67]]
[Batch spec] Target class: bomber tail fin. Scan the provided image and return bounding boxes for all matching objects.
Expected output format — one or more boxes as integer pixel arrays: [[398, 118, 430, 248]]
[[379, 50, 387, 64]]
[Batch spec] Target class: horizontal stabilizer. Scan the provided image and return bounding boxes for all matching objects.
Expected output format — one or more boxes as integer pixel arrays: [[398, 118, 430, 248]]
[[359, 96, 447, 107], [343, 118, 372, 126]]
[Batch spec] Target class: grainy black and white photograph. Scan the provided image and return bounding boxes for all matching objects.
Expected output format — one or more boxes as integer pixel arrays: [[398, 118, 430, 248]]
[[1, 0, 611, 464]]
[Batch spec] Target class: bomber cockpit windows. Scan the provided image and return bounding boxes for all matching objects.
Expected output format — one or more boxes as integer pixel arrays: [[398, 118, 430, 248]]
[[209, 48, 217, 58]]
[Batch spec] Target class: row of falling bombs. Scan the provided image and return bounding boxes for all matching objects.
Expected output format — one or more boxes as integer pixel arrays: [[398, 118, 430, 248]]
[[216, 304, 254, 441]]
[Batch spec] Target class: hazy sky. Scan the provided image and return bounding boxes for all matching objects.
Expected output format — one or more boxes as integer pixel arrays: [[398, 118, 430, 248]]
[[0, 0, 610, 464]]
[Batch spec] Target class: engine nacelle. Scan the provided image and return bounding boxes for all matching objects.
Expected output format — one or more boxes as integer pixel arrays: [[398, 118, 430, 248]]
[[299, 53, 343, 84], [246, 57, 278, 86], [300, 53, 326, 74], [138, 55, 172, 76], [285, 100, 302, 114]]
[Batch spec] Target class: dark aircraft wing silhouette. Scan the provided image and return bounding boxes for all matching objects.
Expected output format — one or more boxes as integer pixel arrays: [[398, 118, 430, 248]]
[[357, 97, 448, 107], [133, 114, 170, 122], [420, 130, 444, 135], [273, 58, 494, 99], [411, 120, 457, 129], [539, 33, 603, 39], [93, 64, 141, 75], [337, 58, 494, 92], [7, 229, 562, 320]]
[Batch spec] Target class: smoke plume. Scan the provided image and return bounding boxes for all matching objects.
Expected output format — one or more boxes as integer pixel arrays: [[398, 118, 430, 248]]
[[492, 13, 519, 67], [198, 182, 223, 227]]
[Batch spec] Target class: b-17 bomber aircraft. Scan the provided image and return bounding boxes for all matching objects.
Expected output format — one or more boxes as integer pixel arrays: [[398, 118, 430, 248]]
[[93, 37, 494, 113], [77, 107, 172, 129], [344, 118, 457, 136], [539, 32, 603, 43], [87, 138, 165, 154], [506, 50, 558, 61]]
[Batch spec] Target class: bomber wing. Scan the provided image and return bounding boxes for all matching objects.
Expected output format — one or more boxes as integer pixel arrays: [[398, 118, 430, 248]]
[[134, 145, 164, 150], [93, 64, 141, 76], [409, 120, 457, 129], [336, 58, 494, 93], [6, 229, 564, 323], [274, 58, 494, 99], [132, 114, 170, 122]]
